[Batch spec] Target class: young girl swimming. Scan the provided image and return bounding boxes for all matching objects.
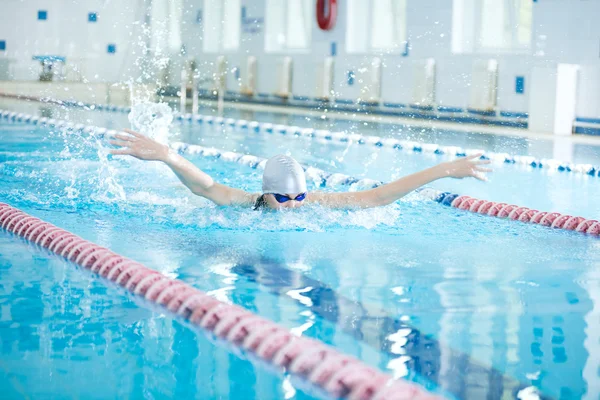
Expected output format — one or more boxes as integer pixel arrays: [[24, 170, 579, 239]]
[[110, 129, 491, 210]]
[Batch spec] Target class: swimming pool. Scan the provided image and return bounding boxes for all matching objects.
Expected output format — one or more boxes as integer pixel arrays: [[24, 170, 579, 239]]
[[1, 97, 599, 399]]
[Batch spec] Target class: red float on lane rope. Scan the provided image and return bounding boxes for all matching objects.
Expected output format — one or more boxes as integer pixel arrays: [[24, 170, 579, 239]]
[[442, 195, 599, 237]]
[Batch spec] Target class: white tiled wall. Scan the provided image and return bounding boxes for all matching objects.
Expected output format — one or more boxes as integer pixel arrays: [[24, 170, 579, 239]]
[[180, 0, 600, 117], [0, 0, 146, 82], [1, 0, 600, 118]]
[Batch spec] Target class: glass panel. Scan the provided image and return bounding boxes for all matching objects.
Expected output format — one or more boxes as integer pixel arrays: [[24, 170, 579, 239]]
[[480, 0, 509, 49], [223, 0, 241, 51], [516, 0, 533, 47], [202, 0, 222, 53], [370, 0, 406, 51], [346, 0, 369, 53], [286, 0, 311, 50], [167, 0, 183, 53], [265, 0, 286, 52]]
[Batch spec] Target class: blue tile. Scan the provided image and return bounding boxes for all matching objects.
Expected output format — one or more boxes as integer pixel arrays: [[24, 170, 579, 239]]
[[0, 41, 5, 51], [88, 12, 97, 22], [330, 41, 337, 57], [347, 70, 354, 85], [515, 76, 525, 94], [402, 40, 410, 57], [107, 44, 116, 54], [38, 10, 48, 20]]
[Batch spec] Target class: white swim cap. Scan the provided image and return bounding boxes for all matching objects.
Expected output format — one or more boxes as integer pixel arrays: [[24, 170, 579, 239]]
[[262, 155, 307, 194]]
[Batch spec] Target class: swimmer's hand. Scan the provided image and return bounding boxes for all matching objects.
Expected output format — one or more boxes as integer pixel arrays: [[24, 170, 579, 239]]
[[109, 129, 169, 161], [439, 153, 492, 181]]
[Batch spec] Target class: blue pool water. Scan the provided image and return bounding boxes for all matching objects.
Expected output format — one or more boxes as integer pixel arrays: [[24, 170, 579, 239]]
[[1, 98, 600, 399]]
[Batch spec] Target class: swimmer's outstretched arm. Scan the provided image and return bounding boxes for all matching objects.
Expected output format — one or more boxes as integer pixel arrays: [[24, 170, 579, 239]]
[[109, 129, 257, 207], [308, 154, 491, 209]]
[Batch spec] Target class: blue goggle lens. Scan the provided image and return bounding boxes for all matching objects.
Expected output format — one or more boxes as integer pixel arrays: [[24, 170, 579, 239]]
[[273, 192, 306, 203]]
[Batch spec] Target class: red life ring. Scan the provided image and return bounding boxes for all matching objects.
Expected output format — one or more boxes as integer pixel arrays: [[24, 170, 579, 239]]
[[316, 0, 337, 31]]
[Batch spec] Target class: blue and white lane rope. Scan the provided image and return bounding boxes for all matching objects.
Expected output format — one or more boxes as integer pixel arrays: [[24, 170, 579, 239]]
[[0, 96, 599, 177], [1, 108, 598, 237], [176, 112, 599, 177]]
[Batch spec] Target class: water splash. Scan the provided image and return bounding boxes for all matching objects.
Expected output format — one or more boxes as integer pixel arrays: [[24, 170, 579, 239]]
[[127, 102, 173, 144]]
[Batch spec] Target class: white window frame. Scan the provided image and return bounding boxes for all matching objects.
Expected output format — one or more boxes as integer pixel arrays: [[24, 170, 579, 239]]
[[346, 0, 408, 55], [203, 0, 241, 54], [150, 0, 183, 56], [452, 0, 532, 55], [265, 0, 312, 54]]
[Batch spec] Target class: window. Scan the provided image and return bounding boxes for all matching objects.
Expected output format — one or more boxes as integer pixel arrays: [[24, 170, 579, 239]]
[[203, 0, 241, 53], [346, 0, 407, 54], [265, 0, 311, 53], [452, 0, 532, 54], [150, 0, 183, 55]]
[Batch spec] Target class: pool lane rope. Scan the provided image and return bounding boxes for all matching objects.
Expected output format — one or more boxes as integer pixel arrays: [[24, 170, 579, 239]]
[[417, 189, 600, 235], [1, 96, 599, 178], [1, 108, 598, 238], [0, 202, 442, 400]]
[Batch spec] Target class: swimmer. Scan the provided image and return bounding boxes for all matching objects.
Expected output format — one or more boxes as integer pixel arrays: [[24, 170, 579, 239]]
[[110, 129, 491, 210]]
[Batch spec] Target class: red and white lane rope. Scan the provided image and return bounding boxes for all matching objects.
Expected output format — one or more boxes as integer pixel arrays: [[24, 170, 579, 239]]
[[452, 196, 600, 233], [0, 202, 441, 400], [420, 190, 600, 236]]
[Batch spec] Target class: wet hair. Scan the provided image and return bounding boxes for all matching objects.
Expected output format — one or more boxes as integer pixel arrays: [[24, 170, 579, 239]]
[[253, 194, 268, 210]]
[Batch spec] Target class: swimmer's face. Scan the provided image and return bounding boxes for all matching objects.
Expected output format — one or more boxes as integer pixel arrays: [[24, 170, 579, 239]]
[[264, 193, 307, 210]]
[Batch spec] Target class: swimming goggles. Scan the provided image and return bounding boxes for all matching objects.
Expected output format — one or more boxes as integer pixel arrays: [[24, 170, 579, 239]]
[[271, 192, 307, 203]]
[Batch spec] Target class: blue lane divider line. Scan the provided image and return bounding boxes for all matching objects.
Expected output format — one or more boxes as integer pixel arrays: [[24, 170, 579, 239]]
[[467, 108, 496, 117], [230, 256, 533, 400], [574, 126, 600, 136], [410, 104, 434, 111], [383, 102, 407, 109], [576, 116, 600, 124], [500, 111, 528, 119], [437, 106, 464, 113]]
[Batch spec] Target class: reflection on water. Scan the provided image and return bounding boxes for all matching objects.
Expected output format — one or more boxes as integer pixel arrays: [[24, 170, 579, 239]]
[[0, 238, 319, 399]]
